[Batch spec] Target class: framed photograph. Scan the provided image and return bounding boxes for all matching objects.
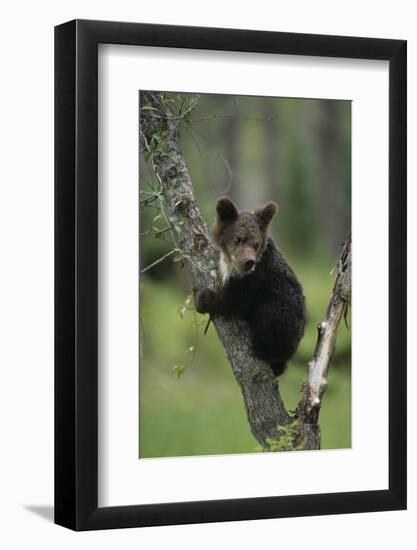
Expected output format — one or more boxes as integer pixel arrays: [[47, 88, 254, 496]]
[[55, 20, 406, 530]]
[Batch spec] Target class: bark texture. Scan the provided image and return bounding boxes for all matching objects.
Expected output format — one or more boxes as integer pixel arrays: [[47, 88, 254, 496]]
[[140, 91, 351, 450], [297, 232, 351, 449]]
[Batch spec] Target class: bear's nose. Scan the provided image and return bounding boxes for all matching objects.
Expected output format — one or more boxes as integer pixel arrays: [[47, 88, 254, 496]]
[[243, 258, 255, 272]]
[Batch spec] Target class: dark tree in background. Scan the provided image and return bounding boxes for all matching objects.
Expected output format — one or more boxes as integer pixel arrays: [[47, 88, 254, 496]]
[[317, 100, 352, 256], [177, 94, 351, 260]]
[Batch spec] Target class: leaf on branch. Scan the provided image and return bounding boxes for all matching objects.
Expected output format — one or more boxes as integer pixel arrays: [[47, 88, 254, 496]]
[[177, 307, 186, 319], [172, 364, 186, 378], [255, 420, 303, 452]]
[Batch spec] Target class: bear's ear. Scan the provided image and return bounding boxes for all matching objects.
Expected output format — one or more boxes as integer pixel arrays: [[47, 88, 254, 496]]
[[255, 201, 278, 230], [216, 196, 239, 223]]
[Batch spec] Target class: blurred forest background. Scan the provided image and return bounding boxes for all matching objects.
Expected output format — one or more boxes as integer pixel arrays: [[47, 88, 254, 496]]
[[139, 92, 351, 458]]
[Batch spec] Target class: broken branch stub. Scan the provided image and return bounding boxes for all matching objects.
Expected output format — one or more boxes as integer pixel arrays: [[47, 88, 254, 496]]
[[299, 232, 351, 448]]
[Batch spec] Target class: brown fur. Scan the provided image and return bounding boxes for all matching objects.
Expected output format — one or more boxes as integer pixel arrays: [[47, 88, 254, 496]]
[[194, 196, 306, 377], [212, 197, 277, 279]]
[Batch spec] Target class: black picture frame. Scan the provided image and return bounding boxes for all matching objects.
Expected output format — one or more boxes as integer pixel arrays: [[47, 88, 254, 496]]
[[55, 19, 407, 531]]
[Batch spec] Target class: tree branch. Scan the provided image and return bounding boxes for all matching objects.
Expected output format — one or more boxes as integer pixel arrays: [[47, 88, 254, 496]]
[[297, 232, 351, 449], [140, 248, 177, 274]]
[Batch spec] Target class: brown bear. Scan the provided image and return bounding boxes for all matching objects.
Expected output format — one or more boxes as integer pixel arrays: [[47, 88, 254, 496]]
[[193, 196, 306, 376]]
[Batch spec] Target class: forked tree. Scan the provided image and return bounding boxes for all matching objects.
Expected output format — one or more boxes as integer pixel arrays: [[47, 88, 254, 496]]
[[140, 91, 351, 451]]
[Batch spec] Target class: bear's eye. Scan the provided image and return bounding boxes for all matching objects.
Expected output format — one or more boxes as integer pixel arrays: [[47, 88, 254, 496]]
[[253, 241, 259, 250], [235, 237, 241, 244]]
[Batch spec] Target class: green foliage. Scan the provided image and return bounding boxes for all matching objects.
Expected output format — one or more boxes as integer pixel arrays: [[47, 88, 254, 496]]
[[255, 419, 304, 452], [139, 276, 351, 458], [172, 364, 186, 378]]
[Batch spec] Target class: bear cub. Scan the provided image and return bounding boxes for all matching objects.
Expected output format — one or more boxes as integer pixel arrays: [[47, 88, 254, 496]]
[[193, 197, 306, 376]]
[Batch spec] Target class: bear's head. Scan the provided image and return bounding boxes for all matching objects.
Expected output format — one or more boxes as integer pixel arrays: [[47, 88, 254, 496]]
[[212, 196, 278, 282]]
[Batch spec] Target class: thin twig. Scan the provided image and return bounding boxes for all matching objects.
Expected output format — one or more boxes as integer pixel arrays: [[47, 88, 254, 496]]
[[140, 96, 200, 122], [192, 113, 279, 123], [140, 198, 159, 208], [218, 153, 234, 195], [140, 248, 177, 274], [140, 226, 172, 237], [169, 96, 200, 121]]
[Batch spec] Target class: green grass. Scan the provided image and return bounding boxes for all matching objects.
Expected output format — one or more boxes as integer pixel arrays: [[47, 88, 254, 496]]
[[139, 265, 351, 458], [139, 360, 351, 458]]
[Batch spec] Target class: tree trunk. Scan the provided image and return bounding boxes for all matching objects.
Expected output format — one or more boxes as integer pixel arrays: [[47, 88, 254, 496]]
[[297, 231, 351, 449], [317, 101, 347, 257], [140, 91, 351, 450]]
